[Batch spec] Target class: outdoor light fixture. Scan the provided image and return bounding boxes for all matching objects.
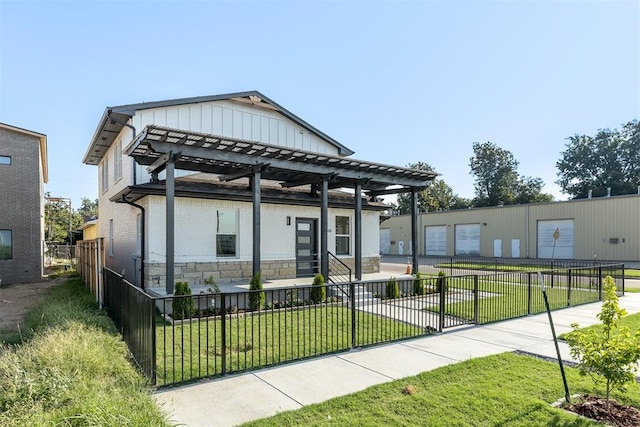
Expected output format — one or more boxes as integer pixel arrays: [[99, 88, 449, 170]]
[[286, 216, 291, 226]]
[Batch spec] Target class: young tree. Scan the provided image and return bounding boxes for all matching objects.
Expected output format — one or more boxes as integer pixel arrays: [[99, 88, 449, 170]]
[[565, 276, 640, 409], [556, 120, 640, 199]]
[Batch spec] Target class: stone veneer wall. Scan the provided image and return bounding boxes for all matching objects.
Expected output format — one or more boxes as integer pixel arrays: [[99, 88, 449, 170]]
[[145, 256, 380, 290]]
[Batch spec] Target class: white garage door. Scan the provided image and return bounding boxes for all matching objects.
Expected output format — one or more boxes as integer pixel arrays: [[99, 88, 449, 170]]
[[380, 229, 390, 255], [537, 219, 575, 259], [455, 224, 480, 256], [425, 225, 447, 256]]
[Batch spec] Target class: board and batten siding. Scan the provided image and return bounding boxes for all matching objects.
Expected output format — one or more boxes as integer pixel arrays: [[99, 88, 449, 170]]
[[380, 194, 640, 261]]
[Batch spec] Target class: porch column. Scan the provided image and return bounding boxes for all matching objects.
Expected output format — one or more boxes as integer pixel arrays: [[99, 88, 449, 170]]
[[321, 176, 329, 280], [166, 153, 175, 294], [410, 188, 419, 275], [354, 180, 362, 280], [252, 167, 261, 278]]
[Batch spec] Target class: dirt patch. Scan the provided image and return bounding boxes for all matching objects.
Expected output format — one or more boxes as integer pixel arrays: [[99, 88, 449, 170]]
[[0, 277, 62, 337], [565, 394, 640, 427]]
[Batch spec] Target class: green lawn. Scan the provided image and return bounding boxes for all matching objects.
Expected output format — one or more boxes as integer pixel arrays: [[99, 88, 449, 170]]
[[435, 261, 638, 278], [561, 312, 640, 339], [0, 276, 169, 426], [242, 352, 640, 426], [156, 305, 423, 386]]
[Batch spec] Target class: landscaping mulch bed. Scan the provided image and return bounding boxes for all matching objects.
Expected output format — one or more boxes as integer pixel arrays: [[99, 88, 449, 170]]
[[565, 394, 640, 427]]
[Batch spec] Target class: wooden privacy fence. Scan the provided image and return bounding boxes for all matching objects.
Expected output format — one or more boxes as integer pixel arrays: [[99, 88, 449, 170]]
[[76, 238, 105, 307]]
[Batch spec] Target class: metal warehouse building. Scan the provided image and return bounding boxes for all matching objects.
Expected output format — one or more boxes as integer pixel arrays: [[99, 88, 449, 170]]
[[380, 194, 640, 262]]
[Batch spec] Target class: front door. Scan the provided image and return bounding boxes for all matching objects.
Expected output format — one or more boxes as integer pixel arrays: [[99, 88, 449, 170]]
[[296, 218, 317, 277]]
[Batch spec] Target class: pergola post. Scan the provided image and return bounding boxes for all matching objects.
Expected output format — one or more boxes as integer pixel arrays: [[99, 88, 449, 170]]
[[354, 180, 362, 280], [410, 188, 419, 275], [320, 176, 329, 280], [252, 167, 261, 278], [166, 153, 175, 294]]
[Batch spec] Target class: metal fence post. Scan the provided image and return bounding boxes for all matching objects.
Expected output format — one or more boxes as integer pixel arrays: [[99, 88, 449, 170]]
[[350, 281, 356, 348], [439, 278, 446, 332], [551, 261, 555, 288], [567, 269, 572, 307], [473, 275, 479, 324], [221, 294, 227, 376], [527, 272, 532, 315], [622, 264, 626, 294], [598, 267, 603, 300]]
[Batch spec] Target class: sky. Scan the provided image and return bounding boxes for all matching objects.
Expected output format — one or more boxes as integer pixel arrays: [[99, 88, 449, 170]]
[[1, 0, 638, 210]]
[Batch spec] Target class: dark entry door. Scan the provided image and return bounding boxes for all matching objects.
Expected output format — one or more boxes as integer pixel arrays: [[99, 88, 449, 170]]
[[296, 218, 317, 277]]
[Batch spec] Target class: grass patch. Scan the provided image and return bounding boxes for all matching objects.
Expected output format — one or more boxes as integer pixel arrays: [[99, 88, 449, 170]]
[[436, 262, 637, 277], [242, 352, 640, 426], [0, 277, 169, 426], [560, 312, 640, 340], [156, 306, 423, 386]]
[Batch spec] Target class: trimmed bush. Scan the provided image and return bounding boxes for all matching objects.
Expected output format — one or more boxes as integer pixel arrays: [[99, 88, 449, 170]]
[[386, 277, 400, 299], [310, 274, 326, 304], [248, 272, 265, 311], [413, 272, 425, 296], [436, 271, 448, 293], [172, 282, 194, 320]]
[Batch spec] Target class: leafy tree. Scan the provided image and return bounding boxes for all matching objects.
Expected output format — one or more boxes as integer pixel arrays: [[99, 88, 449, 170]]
[[45, 195, 75, 243], [469, 142, 552, 207], [565, 276, 640, 409], [396, 162, 468, 214], [77, 198, 98, 220], [556, 120, 640, 199]]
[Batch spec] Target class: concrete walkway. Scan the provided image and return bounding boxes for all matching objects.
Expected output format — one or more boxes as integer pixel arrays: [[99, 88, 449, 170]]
[[154, 292, 640, 427]]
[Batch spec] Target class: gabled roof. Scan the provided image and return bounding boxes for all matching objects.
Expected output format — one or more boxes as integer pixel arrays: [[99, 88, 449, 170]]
[[83, 90, 354, 165], [0, 122, 48, 183]]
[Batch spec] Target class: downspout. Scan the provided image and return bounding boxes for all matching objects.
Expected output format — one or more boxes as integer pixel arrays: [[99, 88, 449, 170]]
[[121, 196, 145, 290], [107, 109, 138, 184]]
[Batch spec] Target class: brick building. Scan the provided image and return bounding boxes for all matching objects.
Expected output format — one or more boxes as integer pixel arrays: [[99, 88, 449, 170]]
[[0, 123, 48, 284]]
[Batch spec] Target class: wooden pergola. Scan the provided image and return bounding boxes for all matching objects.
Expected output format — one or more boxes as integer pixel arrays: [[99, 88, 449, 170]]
[[125, 125, 436, 293]]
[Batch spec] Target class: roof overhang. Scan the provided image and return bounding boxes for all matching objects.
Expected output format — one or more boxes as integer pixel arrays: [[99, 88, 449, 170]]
[[83, 90, 355, 166], [0, 122, 48, 183], [125, 125, 436, 195]]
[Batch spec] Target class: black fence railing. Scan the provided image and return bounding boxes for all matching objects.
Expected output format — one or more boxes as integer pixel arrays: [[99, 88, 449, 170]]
[[328, 251, 352, 284], [102, 263, 624, 387], [412, 255, 613, 277]]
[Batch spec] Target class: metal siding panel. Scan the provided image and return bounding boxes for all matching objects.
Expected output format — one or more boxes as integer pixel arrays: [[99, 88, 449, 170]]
[[278, 121, 287, 146], [232, 109, 242, 138], [260, 116, 269, 143], [222, 107, 233, 136], [201, 105, 213, 134], [212, 105, 223, 134], [242, 112, 252, 139], [178, 106, 190, 128], [252, 114, 261, 141], [166, 108, 179, 128], [286, 126, 295, 148], [269, 118, 278, 143], [190, 105, 202, 131]]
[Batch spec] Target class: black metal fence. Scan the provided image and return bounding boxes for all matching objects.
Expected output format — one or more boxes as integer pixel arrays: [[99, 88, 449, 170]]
[[102, 263, 624, 387]]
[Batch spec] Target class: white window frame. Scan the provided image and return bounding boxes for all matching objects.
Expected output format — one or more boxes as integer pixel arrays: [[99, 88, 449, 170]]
[[114, 140, 122, 182], [101, 157, 109, 193], [0, 155, 11, 165], [216, 209, 238, 258], [335, 215, 351, 256], [135, 214, 142, 256]]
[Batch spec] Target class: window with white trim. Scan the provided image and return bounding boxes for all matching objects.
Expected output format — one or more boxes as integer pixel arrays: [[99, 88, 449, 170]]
[[0, 229, 12, 260], [135, 214, 142, 256], [114, 140, 122, 182], [216, 209, 237, 257], [101, 157, 109, 193], [0, 155, 11, 165], [335, 216, 350, 255]]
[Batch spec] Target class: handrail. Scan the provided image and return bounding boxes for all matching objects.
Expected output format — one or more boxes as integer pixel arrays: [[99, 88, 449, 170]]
[[327, 251, 352, 284]]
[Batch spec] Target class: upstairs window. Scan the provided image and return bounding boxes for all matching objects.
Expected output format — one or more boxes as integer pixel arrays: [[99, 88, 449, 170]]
[[0, 229, 12, 260], [216, 209, 237, 257], [101, 157, 109, 193], [114, 140, 122, 182], [335, 216, 350, 255], [0, 155, 10, 165]]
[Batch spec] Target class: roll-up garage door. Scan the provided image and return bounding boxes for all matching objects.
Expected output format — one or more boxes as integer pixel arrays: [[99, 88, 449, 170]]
[[537, 219, 574, 259], [425, 225, 447, 255], [455, 224, 480, 256]]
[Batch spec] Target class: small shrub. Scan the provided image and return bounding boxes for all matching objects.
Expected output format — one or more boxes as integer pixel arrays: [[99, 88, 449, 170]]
[[413, 272, 425, 296], [248, 272, 265, 311], [565, 276, 640, 409], [436, 271, 448, 293], [172, 282, 194, 320], [386, 277, 399, 299], [310, 274, 326, 303], [203, 275, 220, 293]]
